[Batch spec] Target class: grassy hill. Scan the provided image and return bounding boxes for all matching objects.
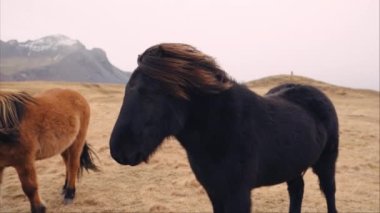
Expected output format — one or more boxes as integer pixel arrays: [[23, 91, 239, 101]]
[[246, 74, 379, 96]]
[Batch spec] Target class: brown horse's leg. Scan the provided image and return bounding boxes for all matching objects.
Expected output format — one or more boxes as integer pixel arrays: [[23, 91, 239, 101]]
[[15, 163, 46, 213], [61, 150, 69, 195], [63, 143, 84, 204], [63, 105, 90, 204]]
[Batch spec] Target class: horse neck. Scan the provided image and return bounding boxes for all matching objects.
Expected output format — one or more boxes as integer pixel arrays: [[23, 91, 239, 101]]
[[176, 84, 262, 152], [190, 83, 260, 119]]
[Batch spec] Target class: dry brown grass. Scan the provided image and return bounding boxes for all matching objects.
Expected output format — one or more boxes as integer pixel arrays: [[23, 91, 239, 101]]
[[0, 76, 379, 212]]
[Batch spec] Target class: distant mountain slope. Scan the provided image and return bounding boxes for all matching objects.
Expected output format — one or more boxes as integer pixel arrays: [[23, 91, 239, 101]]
[[0, 35, 130, 83]]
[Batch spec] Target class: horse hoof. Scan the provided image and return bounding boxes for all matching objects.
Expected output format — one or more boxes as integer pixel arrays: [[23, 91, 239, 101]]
[[63, 198, 74, 205], [63, 187, 76, 200], [31, 204, 46, 213]]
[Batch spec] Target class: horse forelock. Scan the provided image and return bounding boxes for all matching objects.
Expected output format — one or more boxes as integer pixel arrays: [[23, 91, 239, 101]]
[[0, 91, 35, 142], [137, 43, 234, 100]]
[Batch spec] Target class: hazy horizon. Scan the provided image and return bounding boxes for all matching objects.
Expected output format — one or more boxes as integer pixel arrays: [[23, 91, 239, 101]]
[[1, 0, 379, 90]]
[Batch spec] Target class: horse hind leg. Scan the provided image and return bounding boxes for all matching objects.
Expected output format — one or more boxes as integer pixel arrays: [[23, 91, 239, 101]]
[[15, 162, 46, 213], [63, 106, 91, 204], [62, 144, 83, 204], [61, 150, 69, 195], [312, 151, 338, 213], [62, 128, 90, 204], [287, 175, 304, 213]]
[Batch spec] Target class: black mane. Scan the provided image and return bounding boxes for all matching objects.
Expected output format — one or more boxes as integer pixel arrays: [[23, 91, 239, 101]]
[[137, 43, 234, 100]]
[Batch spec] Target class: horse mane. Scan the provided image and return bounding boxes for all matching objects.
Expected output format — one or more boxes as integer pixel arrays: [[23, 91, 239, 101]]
[[0, 91, 36, 143], [137, 43, 234, 100]]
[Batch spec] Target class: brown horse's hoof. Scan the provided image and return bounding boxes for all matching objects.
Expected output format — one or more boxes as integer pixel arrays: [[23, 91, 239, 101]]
[[31, 204, 46, 213], [63, 187, 75, 204]]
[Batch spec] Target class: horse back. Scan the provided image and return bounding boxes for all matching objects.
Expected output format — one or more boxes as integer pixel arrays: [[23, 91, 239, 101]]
[[31, 88, 90, 124], [35, 88, 89, 107], [266, 83, 339, 153]]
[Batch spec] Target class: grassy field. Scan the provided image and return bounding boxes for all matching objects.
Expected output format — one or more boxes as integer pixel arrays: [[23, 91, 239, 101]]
[[1, 76, 379, 212]]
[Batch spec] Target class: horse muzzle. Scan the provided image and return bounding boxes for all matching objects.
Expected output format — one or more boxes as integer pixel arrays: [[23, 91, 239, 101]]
[[110, 148, 144, 166]]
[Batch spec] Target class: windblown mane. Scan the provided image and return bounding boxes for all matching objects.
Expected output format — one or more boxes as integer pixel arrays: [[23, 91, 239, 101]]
[[137, 43, 234, 100], [0, 91, 35, 143]]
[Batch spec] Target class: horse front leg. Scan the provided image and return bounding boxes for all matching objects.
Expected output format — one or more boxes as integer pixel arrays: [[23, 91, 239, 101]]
[[206, 187, 251, 213], [15, 163, 46, 213], [222, 188, 251, 213], [205, 189, 223, 213]]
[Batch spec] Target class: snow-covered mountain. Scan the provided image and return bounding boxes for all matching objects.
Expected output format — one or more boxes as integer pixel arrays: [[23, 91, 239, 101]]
[[0, 35, 130, 83], [19, 34, 81, 52]]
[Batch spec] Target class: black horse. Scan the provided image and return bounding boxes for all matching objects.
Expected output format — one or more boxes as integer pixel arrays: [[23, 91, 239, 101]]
[[110, 43, 339, 213]]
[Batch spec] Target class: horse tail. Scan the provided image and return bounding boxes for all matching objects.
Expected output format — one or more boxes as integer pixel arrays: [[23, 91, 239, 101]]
[[266, 83, 339, 154], [79, 142, 100, 176]]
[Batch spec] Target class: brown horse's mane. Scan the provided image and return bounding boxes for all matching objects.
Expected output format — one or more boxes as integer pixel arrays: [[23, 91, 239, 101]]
[[137, 43, 235, 100], [0, 91, 35, 142]]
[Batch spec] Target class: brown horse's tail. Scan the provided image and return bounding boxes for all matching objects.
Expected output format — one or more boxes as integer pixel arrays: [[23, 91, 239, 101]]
[[79, 142, 100, 176]]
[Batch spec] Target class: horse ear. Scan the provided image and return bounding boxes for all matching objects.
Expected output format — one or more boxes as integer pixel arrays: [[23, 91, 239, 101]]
[[137, 55, 142, 64]]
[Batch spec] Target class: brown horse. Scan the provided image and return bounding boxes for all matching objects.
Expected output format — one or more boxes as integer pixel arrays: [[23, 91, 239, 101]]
[[0, 89, 98, 213]]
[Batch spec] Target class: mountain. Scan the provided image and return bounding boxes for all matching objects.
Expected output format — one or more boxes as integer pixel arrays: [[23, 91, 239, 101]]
[[0, 35, 130, 83]]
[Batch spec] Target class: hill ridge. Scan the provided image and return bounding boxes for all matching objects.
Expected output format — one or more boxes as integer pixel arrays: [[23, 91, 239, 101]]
[[247, 74, 379, 95]]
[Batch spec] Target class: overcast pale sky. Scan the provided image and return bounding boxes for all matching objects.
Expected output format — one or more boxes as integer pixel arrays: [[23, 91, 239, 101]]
[[0, 0, 379, 90]]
